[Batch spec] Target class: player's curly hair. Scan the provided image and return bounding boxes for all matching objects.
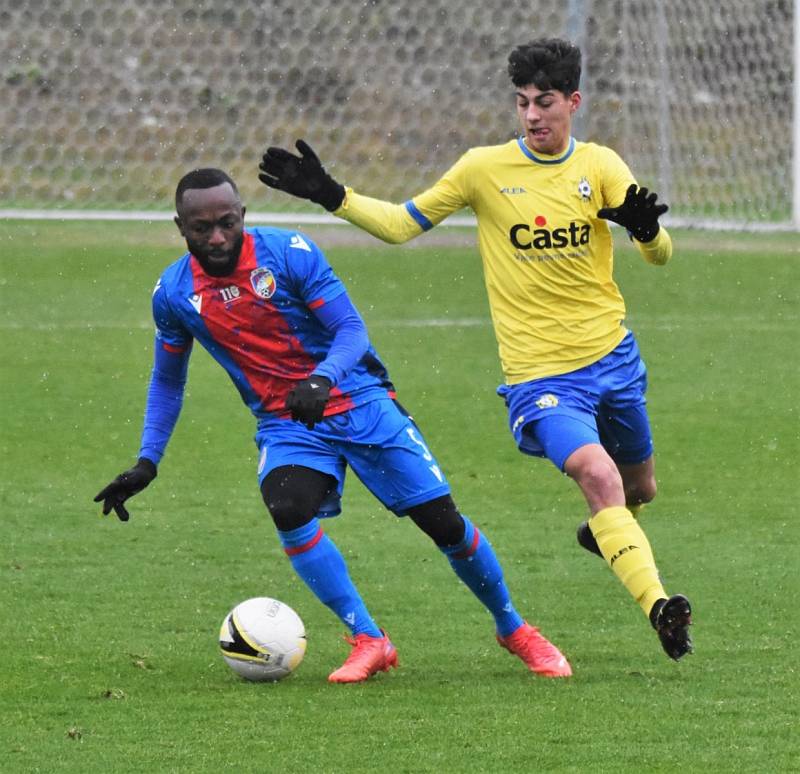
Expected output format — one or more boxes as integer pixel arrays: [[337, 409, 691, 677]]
[[175, 168, 239, 210], [507, 38, 581, 94]]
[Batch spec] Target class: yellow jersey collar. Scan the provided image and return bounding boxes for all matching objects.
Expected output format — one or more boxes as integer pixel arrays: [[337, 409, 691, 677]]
[[517, 136, 575, 165]]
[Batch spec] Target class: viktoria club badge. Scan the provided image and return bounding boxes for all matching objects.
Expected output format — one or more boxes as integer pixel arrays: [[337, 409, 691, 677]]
[[250, 267, 276, 299]]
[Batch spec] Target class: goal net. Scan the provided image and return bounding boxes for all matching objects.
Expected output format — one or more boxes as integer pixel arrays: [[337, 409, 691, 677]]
[[0, 0, 796, 229]]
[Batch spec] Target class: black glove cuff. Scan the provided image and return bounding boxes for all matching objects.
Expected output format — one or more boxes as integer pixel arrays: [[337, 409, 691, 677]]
[[317, 182, 346, 212], [136, 457, 158, 480], [631, 222, 660, 243]]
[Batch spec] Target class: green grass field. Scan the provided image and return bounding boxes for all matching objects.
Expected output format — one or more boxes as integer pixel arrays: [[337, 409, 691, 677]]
[[1, 220, 798, 772]]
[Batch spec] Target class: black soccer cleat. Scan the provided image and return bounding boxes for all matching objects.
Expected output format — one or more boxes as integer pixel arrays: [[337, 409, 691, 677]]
[[651, 594, 693, 661], [576, 520, 604, 558]]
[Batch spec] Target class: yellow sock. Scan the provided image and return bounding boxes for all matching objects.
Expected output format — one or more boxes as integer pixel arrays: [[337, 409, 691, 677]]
[[589, 506, 665, 616]]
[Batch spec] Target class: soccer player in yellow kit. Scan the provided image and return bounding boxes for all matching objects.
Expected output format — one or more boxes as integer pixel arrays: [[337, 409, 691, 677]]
[[259, 38, 693, 662]]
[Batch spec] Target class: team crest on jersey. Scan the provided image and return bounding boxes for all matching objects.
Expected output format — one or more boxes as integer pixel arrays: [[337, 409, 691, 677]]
[[250, 267, 276, 299], [577, 177, 592, 201], [535, 394, 559, 409]]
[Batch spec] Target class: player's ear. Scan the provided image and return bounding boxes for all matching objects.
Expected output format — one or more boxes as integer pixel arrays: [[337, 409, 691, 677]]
[[174, 215, 186, 237], [241, 204, 246, 220], [569, 91, 582, 113]]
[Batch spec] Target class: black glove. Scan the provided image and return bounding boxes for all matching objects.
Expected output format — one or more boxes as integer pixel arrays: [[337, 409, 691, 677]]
[[597, 184, 668, 243], [285, 375, 332, 429], [93, 458, 157, 522], [259, 140, 346, 212]]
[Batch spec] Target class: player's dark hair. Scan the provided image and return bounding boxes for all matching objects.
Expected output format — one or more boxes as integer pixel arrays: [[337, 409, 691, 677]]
[[175, 168, 239, 210], [507, 38, 581, 94]]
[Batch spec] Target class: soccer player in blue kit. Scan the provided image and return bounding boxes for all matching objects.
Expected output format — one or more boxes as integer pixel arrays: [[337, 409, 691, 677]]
[[94, 168, 572, 682], [259, 38, 693, 662]]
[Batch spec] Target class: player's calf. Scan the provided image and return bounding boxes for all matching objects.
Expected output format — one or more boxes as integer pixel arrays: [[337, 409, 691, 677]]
[[576, 503, 647, 558]]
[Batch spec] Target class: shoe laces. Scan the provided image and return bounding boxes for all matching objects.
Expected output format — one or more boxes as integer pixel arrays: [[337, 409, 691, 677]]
[[341, 633, 386, 662], [512, 626, 560, 658]]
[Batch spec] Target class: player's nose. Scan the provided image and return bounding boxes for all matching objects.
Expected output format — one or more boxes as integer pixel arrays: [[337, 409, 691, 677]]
[[208, 226, 227, 245], [525, 105, 541, 121]]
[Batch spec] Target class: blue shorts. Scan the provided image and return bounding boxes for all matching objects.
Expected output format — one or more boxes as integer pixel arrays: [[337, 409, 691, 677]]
[[497, 332, 654, 471], [254, 398, 451, 518]]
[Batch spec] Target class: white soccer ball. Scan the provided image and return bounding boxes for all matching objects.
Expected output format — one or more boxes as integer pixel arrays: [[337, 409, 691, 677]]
[[219, 597, 306, 682]]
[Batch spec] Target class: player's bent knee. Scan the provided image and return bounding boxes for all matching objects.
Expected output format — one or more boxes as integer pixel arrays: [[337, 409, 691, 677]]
[[407, 495, 465, 547], [264, 498, 317, 532], [567, 454, 622, 498], [260, 466, 334, 532], [627, 478, 657, 505]]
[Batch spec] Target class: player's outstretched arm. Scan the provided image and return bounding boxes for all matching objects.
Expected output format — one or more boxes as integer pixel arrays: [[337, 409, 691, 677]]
[[597, 183, 668, 243], [259, 140, 345, 212], [261, 138, 462, 245], [93, 458, 157, 522]]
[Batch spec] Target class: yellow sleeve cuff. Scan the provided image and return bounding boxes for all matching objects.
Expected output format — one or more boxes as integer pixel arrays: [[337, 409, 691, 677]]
[[637, 226, 672, 266], [332, 188, 422, 244]]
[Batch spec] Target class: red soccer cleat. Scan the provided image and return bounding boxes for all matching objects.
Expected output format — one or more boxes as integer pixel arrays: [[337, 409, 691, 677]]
[[328, 630, 398, 683], [497, 622, 573, 677]]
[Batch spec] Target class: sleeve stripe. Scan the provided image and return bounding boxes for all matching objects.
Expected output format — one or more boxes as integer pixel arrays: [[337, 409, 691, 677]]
[[308, 297, 325, 310], [404, 200, 434, 231]]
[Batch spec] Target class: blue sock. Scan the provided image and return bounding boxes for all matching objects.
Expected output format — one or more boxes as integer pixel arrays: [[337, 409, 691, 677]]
[[278, 519, 382, 638], [440, 516, 525, 638]]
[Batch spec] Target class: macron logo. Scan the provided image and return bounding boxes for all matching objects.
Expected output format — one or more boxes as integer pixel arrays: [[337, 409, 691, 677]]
[[188, 294, 202, 314], [290, 234, 311, 252]]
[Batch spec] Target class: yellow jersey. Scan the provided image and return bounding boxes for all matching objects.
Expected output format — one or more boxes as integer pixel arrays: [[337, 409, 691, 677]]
[[334, 137, 672, 384]]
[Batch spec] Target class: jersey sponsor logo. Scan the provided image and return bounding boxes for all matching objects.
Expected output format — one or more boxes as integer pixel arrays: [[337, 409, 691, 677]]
[[188, 293, 203, 314], [535, 394, 559, 409], [250, 267, 276, 299], [510, 215, 591, 250], [500, 186, 526, 194], [289, 234, 311, 251], [577, 177, 592, 200]]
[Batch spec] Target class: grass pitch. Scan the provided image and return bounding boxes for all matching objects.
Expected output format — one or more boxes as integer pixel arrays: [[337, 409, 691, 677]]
[[1, 220, 797, 772]]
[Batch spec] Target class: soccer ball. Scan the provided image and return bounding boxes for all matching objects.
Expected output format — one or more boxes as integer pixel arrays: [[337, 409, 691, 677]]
[[219, 597, 306, 682]]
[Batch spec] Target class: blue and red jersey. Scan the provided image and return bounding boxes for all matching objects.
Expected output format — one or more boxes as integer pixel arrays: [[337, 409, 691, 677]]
[[139, 227, 394, 463]]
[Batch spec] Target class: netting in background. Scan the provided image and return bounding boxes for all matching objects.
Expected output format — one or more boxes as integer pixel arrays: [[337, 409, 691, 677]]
[[0, 0, 795, 227]]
